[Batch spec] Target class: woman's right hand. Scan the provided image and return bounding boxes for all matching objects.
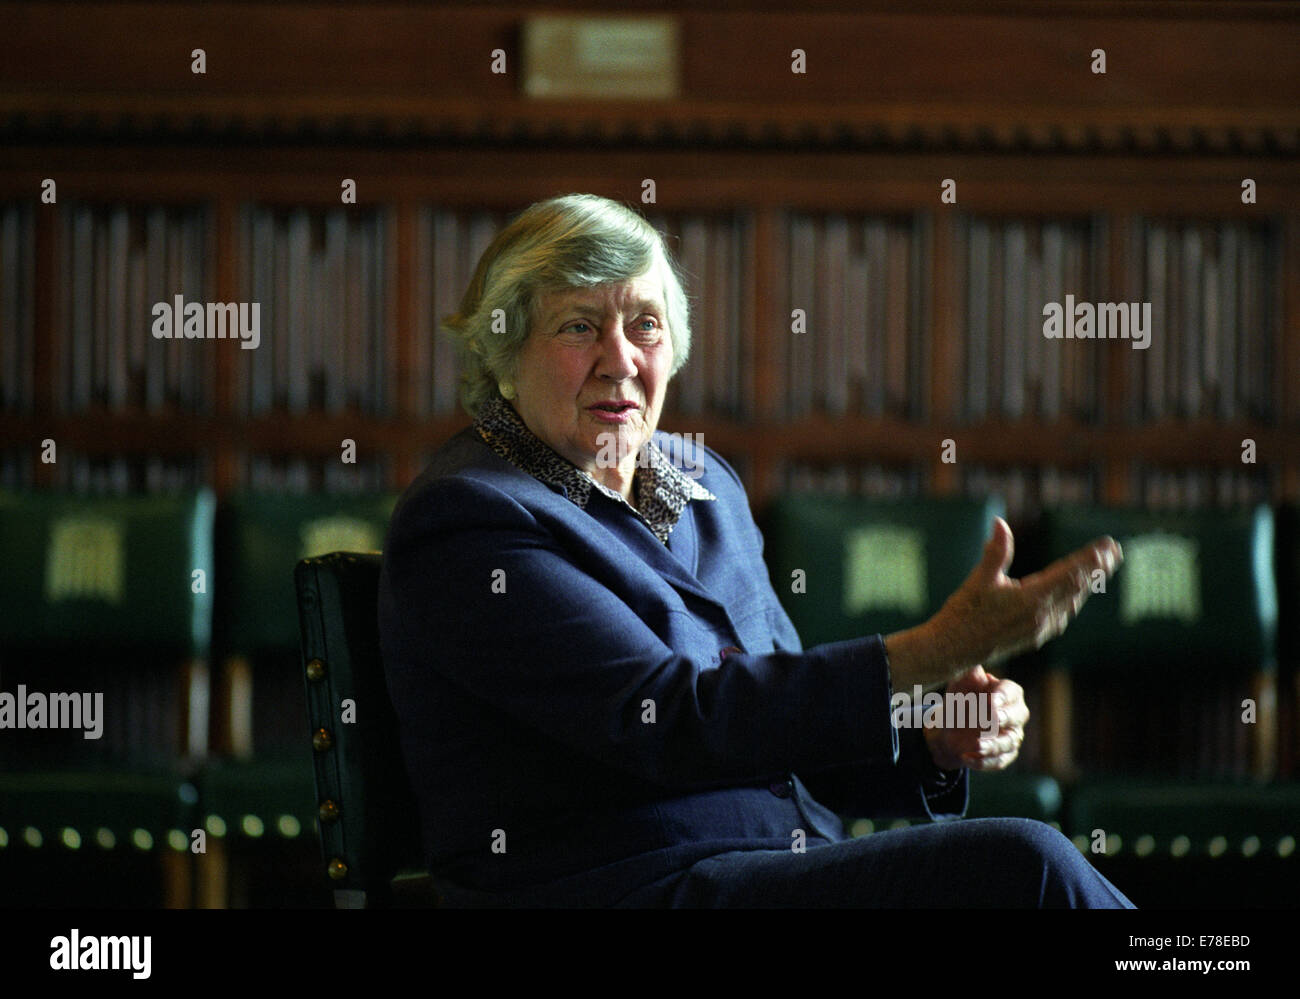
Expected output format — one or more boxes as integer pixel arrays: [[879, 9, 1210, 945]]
[[884, 517, 1122, 689]]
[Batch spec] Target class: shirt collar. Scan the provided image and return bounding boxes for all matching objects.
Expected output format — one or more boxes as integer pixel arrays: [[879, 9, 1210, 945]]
[[473, 393, 715, 544]]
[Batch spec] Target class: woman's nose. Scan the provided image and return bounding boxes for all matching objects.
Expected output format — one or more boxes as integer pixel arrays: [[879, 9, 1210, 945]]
[[595, 327, 638, 379]]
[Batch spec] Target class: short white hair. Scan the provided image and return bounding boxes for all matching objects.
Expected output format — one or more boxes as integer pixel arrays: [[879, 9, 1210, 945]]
[[443, 193, 692, 416]]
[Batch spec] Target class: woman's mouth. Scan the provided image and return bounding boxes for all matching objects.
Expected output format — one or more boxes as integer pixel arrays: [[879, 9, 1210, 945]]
[[587, 401, 639, 424]]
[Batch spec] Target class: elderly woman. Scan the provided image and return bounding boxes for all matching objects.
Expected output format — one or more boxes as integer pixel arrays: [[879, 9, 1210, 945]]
[[378, 193, 1133, 907]]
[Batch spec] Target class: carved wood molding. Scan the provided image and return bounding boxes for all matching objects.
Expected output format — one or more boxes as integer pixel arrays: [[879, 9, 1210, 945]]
[[2, 93, 1297, 155]]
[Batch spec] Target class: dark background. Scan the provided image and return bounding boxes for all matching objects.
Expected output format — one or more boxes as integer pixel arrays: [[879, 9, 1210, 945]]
[[0, 1, 1296, 910]]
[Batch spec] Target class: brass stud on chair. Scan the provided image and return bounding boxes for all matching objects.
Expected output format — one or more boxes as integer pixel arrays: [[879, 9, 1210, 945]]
[[328, 858, 349, 881], [306, 658, 326, 681], [312, 728, 333, 752], [318, 799, 340, 824]]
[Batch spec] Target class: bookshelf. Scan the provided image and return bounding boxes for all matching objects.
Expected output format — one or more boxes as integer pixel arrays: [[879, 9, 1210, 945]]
[[0, 1, 1294, 512], [1, 193, 1291, 513], [0, 0, 1294, 782]]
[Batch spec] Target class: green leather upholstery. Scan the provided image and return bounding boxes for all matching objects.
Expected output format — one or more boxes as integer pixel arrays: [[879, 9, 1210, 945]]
[[0, 490, 213, 894], [764, 494, 1006, 645], [200, 493, 398, 850], [1278, 504, 1300, 777], [296, 552, 426, 908], [1040, 504, 1277, 677], [194, 758, 316, 844], [0, 772, 198, 852], [1279, 505, 1300, 661], [1040, 503, 1292, 874], [763, 493, 1063, 823], [966, 771, 1064, 823], [1068, 780, 1300, 859], [0, 490, 214, 653], [217, 493, 396, 655]]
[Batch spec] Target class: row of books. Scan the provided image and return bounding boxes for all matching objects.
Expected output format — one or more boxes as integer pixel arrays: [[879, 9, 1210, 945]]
[[0, 202, 751, 420], [0, 202, 1282, 420], [1072, 674, 1256, 780], [650, 212, 750, 418], [0, 200, 1285, 493], [779, 212, 1278, 422], [1123, 217, 1277, 423], [63, 203, 211, 414], [960, 215, 1101, 423], [238, 206, 390, 416], [784, 213, 929, 420], [0, 202, 34, 412]]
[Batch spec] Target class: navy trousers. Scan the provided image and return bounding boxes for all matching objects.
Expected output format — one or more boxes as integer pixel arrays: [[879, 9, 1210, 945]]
[[613, 818, 1135, 908], [437, 818, 1135, 908]]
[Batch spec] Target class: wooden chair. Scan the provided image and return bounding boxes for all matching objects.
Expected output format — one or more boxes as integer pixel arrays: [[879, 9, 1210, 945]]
[[295, 551, 431, 908]]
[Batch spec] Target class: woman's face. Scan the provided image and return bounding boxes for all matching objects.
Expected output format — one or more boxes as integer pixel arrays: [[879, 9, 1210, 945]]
[[512, 273, 673, 495]]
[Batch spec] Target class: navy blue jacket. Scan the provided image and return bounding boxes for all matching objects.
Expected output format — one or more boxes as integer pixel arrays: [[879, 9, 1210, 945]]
[[378, 426, 967, 903]]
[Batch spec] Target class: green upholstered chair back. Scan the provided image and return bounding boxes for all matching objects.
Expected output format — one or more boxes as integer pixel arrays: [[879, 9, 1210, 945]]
[[1277, 505, 1300, 775], [0, 490, 215, 653], [0, 491, 212, 870], [764, 493, 1065, 820], [219, 493, 397, 656], [1277, 505, 1299, 665], [295, 552, 424, 908], [763, 495, 1006, 646], [1040, 504, 1277, 676]]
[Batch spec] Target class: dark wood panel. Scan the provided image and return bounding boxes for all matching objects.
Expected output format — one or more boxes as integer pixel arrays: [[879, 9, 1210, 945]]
[[3, 3, 1293, 105], [0, 4, 514, 96], [2, 146, 1295, 212], [1, 92, 1295, 154], [1, 4, 1295, 152], [680, 12, 1298, 106]]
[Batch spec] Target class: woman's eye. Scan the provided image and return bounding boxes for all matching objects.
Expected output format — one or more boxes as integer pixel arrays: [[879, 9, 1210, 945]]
[[562, 322, 592, 335]]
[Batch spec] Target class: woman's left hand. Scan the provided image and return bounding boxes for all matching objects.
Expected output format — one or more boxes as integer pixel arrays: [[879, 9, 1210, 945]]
[[922, 665, 1028, 772]]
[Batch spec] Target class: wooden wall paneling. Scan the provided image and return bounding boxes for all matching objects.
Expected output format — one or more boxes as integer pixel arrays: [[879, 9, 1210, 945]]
[[2, 3, 1295, 149], [929, 210, 958, 495], [2, 148, 1296, 214]]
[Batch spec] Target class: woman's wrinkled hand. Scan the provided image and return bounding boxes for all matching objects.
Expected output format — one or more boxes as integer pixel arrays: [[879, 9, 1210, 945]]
[[887, 517, 1122, 689], [922, 665, 1028, 772]]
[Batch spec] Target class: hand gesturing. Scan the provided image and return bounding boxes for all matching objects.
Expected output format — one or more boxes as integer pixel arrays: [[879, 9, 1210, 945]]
[[922, 665, 1029, 772], [927, 517, 1122, 680]]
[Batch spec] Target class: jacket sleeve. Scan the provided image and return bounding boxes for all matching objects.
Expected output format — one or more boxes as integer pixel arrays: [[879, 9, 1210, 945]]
[[704, 447, 969, 820], [795, 726, 969, 821], [380, 471, 903, 792]]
